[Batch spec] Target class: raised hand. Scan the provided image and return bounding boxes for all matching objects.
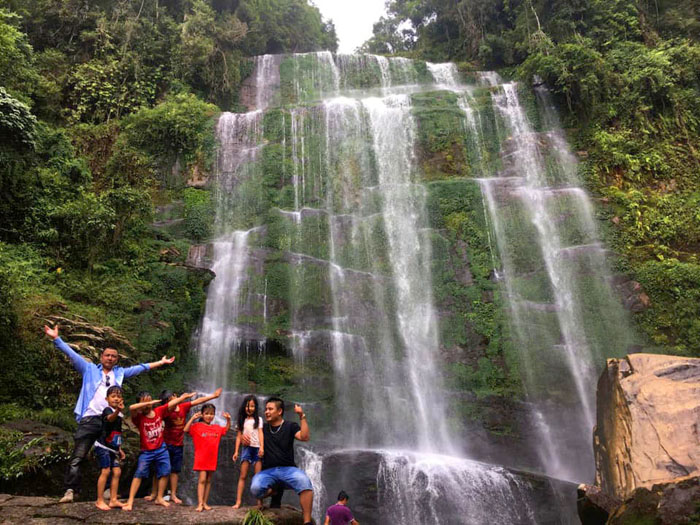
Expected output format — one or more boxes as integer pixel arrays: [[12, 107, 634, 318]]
[[294, 404, 304, 416], [117, 399, 125, 411], [213, 387, 223, 398], [222, 412, 231, 420], [160, 355, 175, 366], [44, 324, 59, 340]]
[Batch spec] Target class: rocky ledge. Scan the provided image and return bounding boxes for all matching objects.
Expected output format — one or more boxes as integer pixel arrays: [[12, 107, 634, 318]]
[[0, 495, 303, 524]]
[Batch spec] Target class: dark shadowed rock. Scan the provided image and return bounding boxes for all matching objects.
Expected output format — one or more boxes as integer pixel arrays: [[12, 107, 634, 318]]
[[0, 495, 303, 524], [576, 484, 621, 525], [607, 476, 700, 525]]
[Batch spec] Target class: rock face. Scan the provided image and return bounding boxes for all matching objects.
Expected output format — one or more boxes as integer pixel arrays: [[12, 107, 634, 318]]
[[593, 354, 700, 499], [608, 476, 700, 525], [0, 495, 302, 524]]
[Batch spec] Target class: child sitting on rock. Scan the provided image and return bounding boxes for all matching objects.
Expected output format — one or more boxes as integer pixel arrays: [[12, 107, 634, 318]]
[[184, 404, 231, 512], [94, 385, 126, 511], [122, 390, 194, 511]]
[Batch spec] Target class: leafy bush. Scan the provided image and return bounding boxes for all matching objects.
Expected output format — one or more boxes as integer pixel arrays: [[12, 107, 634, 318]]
[[183, 188, 213, 241], [120, 93, 218, 187]]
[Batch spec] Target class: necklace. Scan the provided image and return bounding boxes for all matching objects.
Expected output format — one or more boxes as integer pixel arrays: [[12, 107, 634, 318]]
[[269, 420, 284, 434]]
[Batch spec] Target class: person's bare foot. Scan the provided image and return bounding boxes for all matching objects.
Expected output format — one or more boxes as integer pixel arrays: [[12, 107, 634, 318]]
[[203, 503, 212, 511], [232, 502, 241, 509], [109, 500, 124, 508], [171, 495, 183, 504], [144, 494, 155, 502], [154, 498, 170, 507], [195, 505, 204, 512], [122, 503, 133, 511], [95, 501, 111, 511]]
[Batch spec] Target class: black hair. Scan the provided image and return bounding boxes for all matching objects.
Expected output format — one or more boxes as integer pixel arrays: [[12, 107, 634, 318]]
[[101, 347, 119, 356], [237, 395, 260, 433], [201, 403, 216, 414], [137, 391, 152, 402], [159, 389, 174, 405], [106, 385, 123, 396], [265, 396, 284, 416], [337, 491, 349, 501]]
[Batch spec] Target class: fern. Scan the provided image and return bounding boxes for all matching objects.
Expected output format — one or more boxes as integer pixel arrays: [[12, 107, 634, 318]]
[[242, 508, 276, 525]]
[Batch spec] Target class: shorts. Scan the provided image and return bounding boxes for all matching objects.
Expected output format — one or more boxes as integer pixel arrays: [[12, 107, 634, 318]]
[[166, 444, 184, 473], [240, 446, 260, 464], [95, 446, 120, 469], [134, 444, 171, 479], [250, 467, 313, 498]]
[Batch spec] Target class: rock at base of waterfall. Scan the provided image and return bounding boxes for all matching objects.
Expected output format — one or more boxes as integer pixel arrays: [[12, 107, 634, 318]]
[[0, 495, 303, 524], [607, 475, 700, 525], [576, 484, 621, 525], [593, 353, 700, 499]]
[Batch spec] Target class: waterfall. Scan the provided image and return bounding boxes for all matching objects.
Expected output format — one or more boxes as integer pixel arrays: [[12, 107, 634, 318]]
[[479, 81, 633, 481], [189, 51, 633, 522]]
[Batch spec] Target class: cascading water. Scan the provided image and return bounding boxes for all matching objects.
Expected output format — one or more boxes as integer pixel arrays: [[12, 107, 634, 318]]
[[187, 51, 644, 523], [479, 81, 634, 481]]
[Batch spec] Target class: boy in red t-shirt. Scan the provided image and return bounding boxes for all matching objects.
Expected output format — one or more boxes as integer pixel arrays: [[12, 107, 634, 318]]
[[122, 391, 194, 511], [184, 404, 231, 512], [145, 387, 223, 504]]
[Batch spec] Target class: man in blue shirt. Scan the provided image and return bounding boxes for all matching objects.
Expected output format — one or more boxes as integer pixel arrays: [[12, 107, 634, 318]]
[[44, 324, 175, 503]]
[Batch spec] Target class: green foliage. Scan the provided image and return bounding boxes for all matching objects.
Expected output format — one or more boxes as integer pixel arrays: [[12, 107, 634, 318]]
[[426, 180, 520, 399], [183, 188, 213, 241], [0, 9, 38, 101], [237, 0, 337, 55], [242, 508, 275, 525], [0, 87, 37, 150], [0, 429, 44, 481], [119, 93, 218, 187]]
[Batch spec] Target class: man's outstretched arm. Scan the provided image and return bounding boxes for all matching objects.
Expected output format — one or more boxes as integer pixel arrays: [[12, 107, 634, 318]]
[[123, 355, 175, 378], [44, 324, 89, 375]]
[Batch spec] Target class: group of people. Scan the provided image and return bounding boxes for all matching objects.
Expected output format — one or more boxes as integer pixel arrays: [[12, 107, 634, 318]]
[[44, 324, 359, 525]]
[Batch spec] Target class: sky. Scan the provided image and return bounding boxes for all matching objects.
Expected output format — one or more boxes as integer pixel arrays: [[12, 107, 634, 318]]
[[312, 0, 387, 53]]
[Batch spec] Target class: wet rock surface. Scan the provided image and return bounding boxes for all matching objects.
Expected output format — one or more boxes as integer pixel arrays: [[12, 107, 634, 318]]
[[318, 449, 578, 524], [0, 495, 303, 524]]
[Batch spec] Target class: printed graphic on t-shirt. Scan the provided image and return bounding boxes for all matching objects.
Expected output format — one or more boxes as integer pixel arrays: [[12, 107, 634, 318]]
[[132, 404, 168, 451]]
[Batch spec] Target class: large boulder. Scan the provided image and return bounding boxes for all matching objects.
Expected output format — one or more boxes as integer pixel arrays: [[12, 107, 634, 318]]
[[593, 354, 700, 499]]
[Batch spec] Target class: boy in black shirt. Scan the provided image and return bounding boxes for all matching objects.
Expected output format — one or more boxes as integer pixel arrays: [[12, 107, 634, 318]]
[[248, 397, 313, 525], [94, 385, 126, 510]]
